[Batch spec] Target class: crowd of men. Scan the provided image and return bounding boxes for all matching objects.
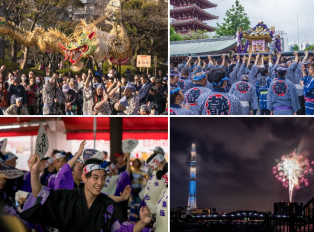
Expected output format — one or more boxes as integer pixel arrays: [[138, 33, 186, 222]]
[[170, 51, 314, 115], [0, 142, 168, 232], [0, 66, 168, 115]]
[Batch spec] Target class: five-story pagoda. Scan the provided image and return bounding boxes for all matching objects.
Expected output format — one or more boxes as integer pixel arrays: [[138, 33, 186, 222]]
[[170, 0, 218, 34]]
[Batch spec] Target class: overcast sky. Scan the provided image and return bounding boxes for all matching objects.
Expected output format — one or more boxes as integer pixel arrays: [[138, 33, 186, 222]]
[[170, 118, 314, 213], [204, 0, 314, 44]]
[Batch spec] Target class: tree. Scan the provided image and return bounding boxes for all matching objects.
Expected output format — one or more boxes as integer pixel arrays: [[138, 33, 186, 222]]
[[0, 0, 29, 63], [170, 26, 183, 41], [216, 0, 250, 37], [122, 0, 168, 67], [293, 44, 299, 51], [305, 45, 314, 51], [182, 30, 209, 40]]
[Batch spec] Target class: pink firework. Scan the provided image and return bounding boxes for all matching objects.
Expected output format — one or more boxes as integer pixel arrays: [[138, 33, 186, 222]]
[[273, 150, 314, 202]]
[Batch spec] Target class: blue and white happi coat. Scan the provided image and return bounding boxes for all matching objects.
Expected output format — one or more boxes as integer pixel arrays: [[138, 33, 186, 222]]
[[196, 88, 242, 115]]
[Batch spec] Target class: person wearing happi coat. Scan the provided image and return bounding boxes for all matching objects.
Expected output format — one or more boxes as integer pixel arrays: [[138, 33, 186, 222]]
[[229, 74, 258, 115], [154, 164, 168, 232], [178, 56, 202, 93], [228, 55, 241, 86], [184, 72, 212, 115], [141, 153, 166, 216], [302, 62, 314, 115], [0, 172, 32, 231], [255, 67, 272, 115], [177, 68, 193, 94], [2, 152, 32, 203], [46, 151, 68, 190], [170, 87, 194, 115], [295, 52, 312, 115], [248, 53, 263, 87], [267, 67, 300, 115], [21, 156, 153, 232], [197, 68, 242, 115]]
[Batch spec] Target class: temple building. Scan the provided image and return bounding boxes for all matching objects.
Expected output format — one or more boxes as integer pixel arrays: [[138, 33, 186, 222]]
[[170, 37, 237, 64], [170, 0, 218, 34]]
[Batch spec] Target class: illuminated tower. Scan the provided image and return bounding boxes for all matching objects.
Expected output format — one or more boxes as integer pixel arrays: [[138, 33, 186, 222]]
[[188, 143, 197, 211]]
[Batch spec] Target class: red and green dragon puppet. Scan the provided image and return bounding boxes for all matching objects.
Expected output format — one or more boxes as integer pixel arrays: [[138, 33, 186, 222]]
[[0, 15, 131, 71]]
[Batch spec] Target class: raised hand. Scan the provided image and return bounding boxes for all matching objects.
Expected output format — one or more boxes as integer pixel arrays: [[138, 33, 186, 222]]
[[139, 206, 152, 225], [79, 140, 87, 153], [28, 154, 40, 173], [120, 185, 131, 201]]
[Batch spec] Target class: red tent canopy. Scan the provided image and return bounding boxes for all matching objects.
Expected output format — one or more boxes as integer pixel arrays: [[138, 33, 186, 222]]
[[0, 117, 56, 137], [0, 117, 168, 140], [63, 117, 168, 140]]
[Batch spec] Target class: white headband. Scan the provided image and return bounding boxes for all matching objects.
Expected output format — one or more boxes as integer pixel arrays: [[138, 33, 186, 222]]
[[83, 162, 109, 175], [147, 153, 165, 169], [54, 153, 66, 161]]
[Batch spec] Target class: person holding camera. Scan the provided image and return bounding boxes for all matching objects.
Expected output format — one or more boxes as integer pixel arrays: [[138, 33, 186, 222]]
[[146, 79, 166, 115]]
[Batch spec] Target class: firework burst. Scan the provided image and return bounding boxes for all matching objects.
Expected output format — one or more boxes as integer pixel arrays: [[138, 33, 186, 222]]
[[273, 150, 314, 202]]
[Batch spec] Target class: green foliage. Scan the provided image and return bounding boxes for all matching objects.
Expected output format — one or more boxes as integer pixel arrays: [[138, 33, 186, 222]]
[[22, 68, 45, 76], [102, 62, 137, 75], [170, 26, 183, 41], [122, 0, 168, 66], [216, 0, 250, 37], [293, 44, 300, 51], [182, 30, 209, 40], [305, 45, 314, 51], [56, 68, 89, 75], [102, 61, 167, 76], [0, 59, 19, 71]]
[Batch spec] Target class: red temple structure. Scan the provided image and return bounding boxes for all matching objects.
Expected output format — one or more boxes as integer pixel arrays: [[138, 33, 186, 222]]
[[170, 0, 218, 34]]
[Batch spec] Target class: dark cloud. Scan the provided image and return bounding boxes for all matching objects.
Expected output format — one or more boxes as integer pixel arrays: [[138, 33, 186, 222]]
[[170, 118, 314, 213]]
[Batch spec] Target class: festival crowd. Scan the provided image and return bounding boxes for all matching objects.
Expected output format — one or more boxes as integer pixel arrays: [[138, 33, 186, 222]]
[[0, 66, 168, 115], [170, 51, 314, 115], [0, 141, 168, 232]]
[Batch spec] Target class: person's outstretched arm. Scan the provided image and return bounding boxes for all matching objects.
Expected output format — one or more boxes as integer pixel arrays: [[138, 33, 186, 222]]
[[28, 154, 42, 197], [85, 69, 93, 89], [109, 185, 131, 202], [68, 140, 86, 169], [133, 207, 152, 232]]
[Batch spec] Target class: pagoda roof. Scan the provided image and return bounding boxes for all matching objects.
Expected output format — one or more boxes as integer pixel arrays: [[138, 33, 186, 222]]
[[170, 4, 218, 21], [171, 0, 217, 9], [170, 37, 237, 57], [171, 19, 216, 32]]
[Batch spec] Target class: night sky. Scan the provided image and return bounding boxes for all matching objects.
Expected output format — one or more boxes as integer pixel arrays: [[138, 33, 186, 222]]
[[170, 118, 314, 213]]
